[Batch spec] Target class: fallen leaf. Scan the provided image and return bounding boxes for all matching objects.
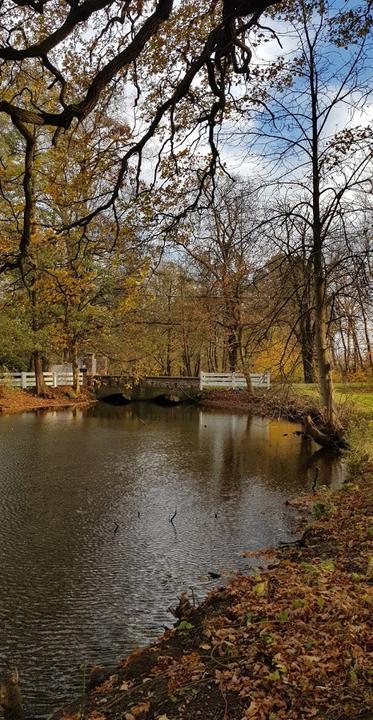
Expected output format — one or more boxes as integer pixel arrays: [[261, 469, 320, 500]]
[[253, 581, 268, 596], [119, 681, 131, 691], [130, 701, 151, 717]]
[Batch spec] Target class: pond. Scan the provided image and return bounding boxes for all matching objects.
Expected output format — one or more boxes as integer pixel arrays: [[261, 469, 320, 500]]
[[0, 402, 344, 718]]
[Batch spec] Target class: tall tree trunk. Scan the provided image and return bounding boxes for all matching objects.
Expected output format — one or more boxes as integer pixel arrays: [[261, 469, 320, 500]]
[[358, 287, 373, 370], [339, 318, 348, 378], [363, 314, 373, 371], [193, 352, 201, 377], [166, 332, 172, 376], [298, 311, 315, 383], [352, 326, 364, 371], [165, 282, 172, 376], [239, 343, 253, 395], [309, 37, 339, 428], [302, 344, 315, 383], [17, 124, 48, 397], [313, 254, 338, 426], [227, 328, 238, 372], [33, 350, 47, 396], [71, 339, 80, 394]]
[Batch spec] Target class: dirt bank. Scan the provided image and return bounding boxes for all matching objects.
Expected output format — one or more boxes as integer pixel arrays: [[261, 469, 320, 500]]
[[199, 388, 321, 423], [50, 474, 372, 720], [0, 385, 95, 414]]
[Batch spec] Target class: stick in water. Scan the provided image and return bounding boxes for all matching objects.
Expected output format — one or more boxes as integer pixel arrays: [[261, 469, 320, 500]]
[[170, 506, 177, 525]]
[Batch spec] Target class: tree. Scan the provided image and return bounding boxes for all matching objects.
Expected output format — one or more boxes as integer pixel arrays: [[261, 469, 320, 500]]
[[0, 0, 279, 276], [241, 0, 372, 426], [174, 177, 265, 389]]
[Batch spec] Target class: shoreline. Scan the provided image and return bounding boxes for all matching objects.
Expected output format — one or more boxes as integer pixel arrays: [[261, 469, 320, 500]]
[[48, 472, 372, 720], [0, 385, 96, 415], [198, 388, 318, 422]]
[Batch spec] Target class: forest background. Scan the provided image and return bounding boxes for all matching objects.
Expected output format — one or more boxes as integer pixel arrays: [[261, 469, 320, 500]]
[[0, 0, 371, 427]]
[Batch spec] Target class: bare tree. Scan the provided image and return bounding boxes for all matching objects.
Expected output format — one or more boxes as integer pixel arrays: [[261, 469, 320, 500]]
[[239, 0, 372, 427]]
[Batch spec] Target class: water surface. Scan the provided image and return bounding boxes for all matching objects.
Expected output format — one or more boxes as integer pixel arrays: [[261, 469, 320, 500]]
[[0, 402, 343, 717]]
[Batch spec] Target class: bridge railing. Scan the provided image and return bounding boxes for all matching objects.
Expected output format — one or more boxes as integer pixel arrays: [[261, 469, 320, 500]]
[[199, 371, 270, 390], [0, 371, 84, 389], [144, 376, 200, 386]]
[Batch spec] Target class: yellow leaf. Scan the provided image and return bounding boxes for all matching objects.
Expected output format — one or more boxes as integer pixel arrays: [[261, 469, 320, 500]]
[[253, 581, 268, 596], [130, 702, 151, 717]]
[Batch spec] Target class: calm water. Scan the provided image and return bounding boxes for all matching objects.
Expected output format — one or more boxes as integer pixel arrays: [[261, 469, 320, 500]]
[[0, 402, 344, 717]]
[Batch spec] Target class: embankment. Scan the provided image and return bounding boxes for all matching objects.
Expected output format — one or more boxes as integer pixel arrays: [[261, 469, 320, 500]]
[[0, 385, 95, 414]]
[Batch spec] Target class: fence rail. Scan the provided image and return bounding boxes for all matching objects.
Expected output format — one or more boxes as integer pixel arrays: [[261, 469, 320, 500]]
[[199, 371, 270, 390], [0, 371, 84, 389]]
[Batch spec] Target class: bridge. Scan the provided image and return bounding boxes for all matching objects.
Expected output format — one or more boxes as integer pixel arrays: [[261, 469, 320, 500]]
[[91, 375, 200, 404], [0, 371, 270, 404], [91, 372, 270, 404]]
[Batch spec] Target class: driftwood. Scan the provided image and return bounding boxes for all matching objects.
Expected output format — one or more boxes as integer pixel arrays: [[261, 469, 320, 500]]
[[168, 591, 193, 620], [0, 668, 24, 720], [304, 415, 347, 451]]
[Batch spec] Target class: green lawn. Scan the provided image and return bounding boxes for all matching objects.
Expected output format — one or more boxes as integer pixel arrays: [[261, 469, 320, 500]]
[[285, 382, 373, 467], [282, 382, 373, 420]]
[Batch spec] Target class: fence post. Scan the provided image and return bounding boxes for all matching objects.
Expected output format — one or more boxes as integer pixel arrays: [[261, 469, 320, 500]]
[[232, 372, 236, 389], [21, 372, 27, 389], [53, 372, 58, 388], [199, 372, 204, 391]]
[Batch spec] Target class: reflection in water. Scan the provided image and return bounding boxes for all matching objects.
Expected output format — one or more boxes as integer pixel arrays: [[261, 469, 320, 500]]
[[0, 403, 344, 718]]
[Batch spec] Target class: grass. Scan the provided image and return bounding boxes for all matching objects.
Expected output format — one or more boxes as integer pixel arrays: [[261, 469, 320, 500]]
[[271, 381, 373, 471], [285, 382, 373, 420]]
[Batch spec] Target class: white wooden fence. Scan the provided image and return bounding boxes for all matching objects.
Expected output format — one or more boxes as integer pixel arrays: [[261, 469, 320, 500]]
[[199, 371, 270, 390], [0, 371, 84, 389]]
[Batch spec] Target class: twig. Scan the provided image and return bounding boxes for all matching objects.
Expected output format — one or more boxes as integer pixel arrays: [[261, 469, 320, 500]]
[[132, 412, 146, 425], [170, 506, 177, 525]]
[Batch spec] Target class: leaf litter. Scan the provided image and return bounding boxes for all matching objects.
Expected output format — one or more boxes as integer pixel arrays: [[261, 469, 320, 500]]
[[56, 477, 372, 720]]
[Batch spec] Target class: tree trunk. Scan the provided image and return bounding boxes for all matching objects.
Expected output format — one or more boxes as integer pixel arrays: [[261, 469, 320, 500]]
[[33, 350, 47, 396], [302, 345, 315, 383], [309, 38, 339, 428], [358, 289, 373, 370], [19, 128, 47, 398], [239, 343, 253, 395], [299, 321, 315, 383], [297, 303, 315, 383], [165, 282, 173, 376], [339, 318, 348, 378], [304, 415, 347, 450], [166, 333, 172, 376], [227, 328, 238, 372], [71, 340, 80, 394], [193, 353, 201, 377], [313, 261, 339, 427], [362, 310, 373, 370]]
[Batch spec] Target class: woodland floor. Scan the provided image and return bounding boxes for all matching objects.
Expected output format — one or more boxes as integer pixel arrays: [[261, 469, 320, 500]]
[[52, 473, 373, 720], [0, 385, 95, 413]]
